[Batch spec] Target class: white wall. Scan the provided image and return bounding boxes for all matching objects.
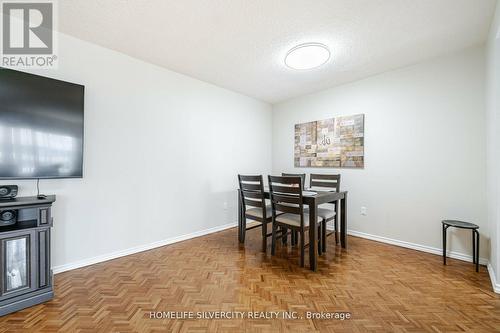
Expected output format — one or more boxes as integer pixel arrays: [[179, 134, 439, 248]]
[[486, 1, 500, 290], [4, 23, 493, 284], [14, 33, 272, 270], [272, 47, 487, 260]]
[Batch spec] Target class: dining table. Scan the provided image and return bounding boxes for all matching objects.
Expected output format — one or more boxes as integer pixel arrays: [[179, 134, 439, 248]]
[[238, 189, 348, 271]]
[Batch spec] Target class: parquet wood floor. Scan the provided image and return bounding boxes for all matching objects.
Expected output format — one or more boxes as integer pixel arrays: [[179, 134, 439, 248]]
[[0, 227, 499, 333]]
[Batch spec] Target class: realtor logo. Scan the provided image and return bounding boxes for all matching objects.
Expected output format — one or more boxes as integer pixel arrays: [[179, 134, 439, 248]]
[[1, 0, 57, 68]]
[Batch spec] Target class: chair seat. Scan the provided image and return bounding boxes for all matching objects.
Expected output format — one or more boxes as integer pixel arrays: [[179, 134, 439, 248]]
[[246, 205, 272, 219], [275, 213, 322, 227], [304, 207, 336, 220]]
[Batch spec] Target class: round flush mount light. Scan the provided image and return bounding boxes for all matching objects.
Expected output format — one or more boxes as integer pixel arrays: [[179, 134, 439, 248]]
[[284, 43, 330, 70]]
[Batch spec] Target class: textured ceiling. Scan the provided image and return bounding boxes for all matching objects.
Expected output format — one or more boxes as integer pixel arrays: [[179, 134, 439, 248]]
[[58, 0, 497, 103]]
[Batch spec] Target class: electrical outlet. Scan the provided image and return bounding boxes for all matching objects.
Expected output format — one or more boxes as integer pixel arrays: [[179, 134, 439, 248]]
[[360, 206, 367, 216], [223, 202, 228, 210]]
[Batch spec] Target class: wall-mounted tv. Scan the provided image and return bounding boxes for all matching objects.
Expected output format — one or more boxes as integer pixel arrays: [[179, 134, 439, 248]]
[[0, 68, 84, 179]]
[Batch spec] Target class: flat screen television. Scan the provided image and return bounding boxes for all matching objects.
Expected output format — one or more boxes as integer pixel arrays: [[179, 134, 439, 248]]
[[0, 68, 84, 179]]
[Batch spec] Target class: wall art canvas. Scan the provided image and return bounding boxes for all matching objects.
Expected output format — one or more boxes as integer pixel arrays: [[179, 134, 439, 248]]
[[294, 114, 364, 168]]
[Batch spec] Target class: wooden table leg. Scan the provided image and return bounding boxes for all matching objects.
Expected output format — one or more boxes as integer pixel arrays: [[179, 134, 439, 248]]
[[334, 200, 339, 244], [309, 199, 318, 271], [340, 193, 347, 248], [321, 221, 326, 254]]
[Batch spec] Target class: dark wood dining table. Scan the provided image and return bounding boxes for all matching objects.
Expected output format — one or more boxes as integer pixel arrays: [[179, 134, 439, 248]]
[[238, 189, 348, 271]]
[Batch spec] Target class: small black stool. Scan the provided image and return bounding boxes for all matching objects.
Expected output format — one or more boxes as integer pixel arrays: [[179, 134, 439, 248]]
[[442, 220, 479, 272]]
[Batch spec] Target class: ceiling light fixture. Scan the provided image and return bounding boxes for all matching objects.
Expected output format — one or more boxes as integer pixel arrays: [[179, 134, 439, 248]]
[[284, 43, 330, 70]]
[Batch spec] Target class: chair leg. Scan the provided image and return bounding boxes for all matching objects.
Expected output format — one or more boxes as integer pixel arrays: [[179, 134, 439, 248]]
[[472, 229, 476, 264], [322, 220, 327, 253], [241, 217, 246, 243], [282, 227, 288, 245], [238, 191, 243, 243], [291, 230, 296, 246], [271, 222, 277, 256], [300, 230, 305, 267], [262, 221, 267, 252], [442, 224, 447, 265], [318, 225, 322, 255], [476, 230, 479, 272]]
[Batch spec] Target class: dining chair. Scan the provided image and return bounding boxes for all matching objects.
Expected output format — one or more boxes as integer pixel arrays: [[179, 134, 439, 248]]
[[281, 173, 306, 246], [281, 173, 306, 189], [268, 175, 323, 267], [309, 174, 341, 253], [238, 175, 273, 252]]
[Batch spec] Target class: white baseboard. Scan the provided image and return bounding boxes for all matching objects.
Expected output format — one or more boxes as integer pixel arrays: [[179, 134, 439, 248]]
[[487, 262, 500, 293], [346, 229, 488, 265], [346, 229, 500, 294], [347, 230, 500, 294], [52, 222, 237, 274]]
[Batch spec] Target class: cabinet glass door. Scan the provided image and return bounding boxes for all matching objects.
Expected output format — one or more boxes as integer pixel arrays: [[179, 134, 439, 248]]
[[5, 237, 29, 292]]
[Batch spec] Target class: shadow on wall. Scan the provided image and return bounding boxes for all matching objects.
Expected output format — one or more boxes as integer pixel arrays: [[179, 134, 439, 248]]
[[201, 181, 239, 230], [446, 227, 490, 261]]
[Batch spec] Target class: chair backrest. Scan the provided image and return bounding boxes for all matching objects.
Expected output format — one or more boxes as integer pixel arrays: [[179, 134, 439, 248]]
[[238, 175, 267, 218], [281, 173, 306, 189], [268, 175, 304, 227], [309, 174, 341, 192]]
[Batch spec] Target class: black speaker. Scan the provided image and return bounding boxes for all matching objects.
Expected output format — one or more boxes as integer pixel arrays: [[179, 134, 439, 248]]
[[0, 210, 17, 227], [0, 185, 18, 200]]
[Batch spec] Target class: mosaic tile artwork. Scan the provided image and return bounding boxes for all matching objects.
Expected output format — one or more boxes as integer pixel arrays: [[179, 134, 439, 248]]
[[294, 114, 364, 168]]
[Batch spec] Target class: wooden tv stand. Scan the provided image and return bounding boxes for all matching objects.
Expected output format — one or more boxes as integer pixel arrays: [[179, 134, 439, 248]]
[[0, 195, 56, 316]]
